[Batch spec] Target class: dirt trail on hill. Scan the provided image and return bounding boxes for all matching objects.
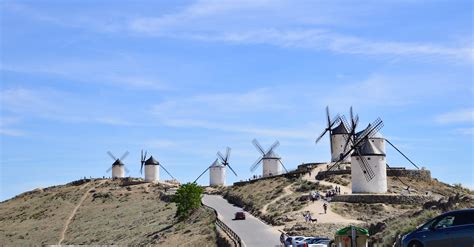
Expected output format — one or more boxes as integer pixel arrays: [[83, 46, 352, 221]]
[[58, 180, 106, 245], [302, 165, 352, 195], [298, 165, 361, 224], [261, 184, 293, 215]]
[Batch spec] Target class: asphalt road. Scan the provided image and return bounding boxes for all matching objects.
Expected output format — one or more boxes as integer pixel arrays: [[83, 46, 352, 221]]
[[202, 194, 282, 247]]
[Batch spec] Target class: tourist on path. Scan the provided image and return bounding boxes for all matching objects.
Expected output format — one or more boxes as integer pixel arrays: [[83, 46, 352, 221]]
[[323, 203, 328, 214]]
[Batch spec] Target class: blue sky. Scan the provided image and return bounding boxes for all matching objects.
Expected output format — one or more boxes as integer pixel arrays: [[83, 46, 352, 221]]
[[1, 0, 473, 201]]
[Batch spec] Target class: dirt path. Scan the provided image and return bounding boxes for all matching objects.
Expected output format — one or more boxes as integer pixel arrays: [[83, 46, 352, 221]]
[[302, 165, 352, 195], [58, 180, 106, 245], [298, 165, 361, 224], [261, 184, 293, 215]]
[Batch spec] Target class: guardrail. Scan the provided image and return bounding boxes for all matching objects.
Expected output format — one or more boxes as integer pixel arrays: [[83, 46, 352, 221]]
[[202, 203, 243, 247]]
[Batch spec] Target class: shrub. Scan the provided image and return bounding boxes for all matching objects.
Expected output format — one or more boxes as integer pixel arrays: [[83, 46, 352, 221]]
[[172, 183, 204, 220]]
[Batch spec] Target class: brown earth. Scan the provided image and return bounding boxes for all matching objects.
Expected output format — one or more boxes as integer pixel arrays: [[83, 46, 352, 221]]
[[0, 178, 218, 246]]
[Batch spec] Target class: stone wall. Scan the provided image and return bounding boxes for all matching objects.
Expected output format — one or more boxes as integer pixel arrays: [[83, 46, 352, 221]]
[[315, 168, 431, 181], [332, 194, 432, 205]]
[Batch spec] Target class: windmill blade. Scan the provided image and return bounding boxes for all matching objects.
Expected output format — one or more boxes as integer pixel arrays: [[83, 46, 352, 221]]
[[367, 121, 384, 139], [140, 163, 144, 174], [385, 139, 420, 169], [252, 139, 266, 155], [194, 166, 211, 183], [107, 151, 117, 160], [124, 166, 130, 173], [266, 140, 280, 154], [355, 149, 375, 181], [120, 151, 129, 161], [326, 106, 331, 127], [342, 134, 352, 153], [330, 114, 341, 128], [227, 164, 238, 177], [250, 157, 263, 172], [354, 119, 383, 146], [225, 147, 231, 160], [340, 115, 350, 131], [315, 129, 329, 144], [160, 163, 176, 180], [106, 166, 113, 173], [217, 151, 225, 162], [141, 150, 144, 162], [278, 159, 289, 173]]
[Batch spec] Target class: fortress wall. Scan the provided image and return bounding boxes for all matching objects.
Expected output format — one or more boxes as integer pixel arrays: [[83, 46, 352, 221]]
[[332, 194, 432, 205]]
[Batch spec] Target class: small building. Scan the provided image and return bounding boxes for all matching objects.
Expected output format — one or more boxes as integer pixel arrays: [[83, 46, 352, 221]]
[[262, 150, 282, 177], [331, 121, 351, 163], [351, 139, 387, 193], [144, 156, 160, 182], [111, 160, 125, 178], [209, 159, 226, 186]]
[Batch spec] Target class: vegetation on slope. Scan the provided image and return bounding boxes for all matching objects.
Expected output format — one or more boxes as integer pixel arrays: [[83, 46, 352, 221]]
[[173, 182, 204, 220], [0, 179, 217, 246]]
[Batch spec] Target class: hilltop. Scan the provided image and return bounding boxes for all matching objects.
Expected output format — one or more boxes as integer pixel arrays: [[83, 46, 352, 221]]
[[0, 178, 218, 246], [219, 164, 474, 246]]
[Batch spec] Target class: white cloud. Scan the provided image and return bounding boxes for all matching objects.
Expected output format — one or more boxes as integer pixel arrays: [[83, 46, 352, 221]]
[[125, 1, 473, 62], [435, 108, 474, 124], [5, 1, 471, 62]]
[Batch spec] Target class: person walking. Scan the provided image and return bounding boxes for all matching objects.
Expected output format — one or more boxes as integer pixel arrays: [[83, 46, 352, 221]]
[[323, 203, 328, 214]]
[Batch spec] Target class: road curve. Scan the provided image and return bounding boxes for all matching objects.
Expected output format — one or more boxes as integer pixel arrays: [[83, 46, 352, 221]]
[[202, 194, 281, 247]]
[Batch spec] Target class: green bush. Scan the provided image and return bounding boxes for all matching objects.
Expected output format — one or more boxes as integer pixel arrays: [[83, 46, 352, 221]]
[[172, 183, 204, 220]]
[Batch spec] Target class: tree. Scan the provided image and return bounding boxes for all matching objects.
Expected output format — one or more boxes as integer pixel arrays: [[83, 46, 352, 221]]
[[172, 182, 204, 220]]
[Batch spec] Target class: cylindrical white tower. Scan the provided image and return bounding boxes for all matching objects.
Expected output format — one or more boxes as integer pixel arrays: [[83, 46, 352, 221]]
[[351, 140, 387, 193], [262, 151, 282, 177], [209, 160, 226, 186], [144, 156, 160, 182], [330, 122, 351, 163], [112, 161, 125, 178]]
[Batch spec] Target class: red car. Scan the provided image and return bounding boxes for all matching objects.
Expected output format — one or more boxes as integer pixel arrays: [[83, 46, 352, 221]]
[[234, 211, 246, 220]]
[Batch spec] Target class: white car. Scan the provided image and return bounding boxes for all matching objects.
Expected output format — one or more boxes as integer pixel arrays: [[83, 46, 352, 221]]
[[285, 236, 306, 247]]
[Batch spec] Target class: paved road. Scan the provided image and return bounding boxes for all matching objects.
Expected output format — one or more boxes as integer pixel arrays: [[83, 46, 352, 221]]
[[202, 194, 282, 247]]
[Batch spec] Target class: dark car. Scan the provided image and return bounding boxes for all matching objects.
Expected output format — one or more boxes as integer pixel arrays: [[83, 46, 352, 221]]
[[401, 208, 474, 247], [234, 211, 245, 220]]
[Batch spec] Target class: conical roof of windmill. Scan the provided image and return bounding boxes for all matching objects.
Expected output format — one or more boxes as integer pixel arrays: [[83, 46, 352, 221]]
[[352, 139, 385, 156], [145, 156, 159, 165], [210, 159, 224, 167], [112, 159, 124, 166], [332, 121, 349, 134], [264, 150, 280, 159]]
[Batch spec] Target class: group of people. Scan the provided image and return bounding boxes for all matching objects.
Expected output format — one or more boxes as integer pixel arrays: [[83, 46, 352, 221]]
[[325, 186, 341, 198], [309, 190, 320, 202]]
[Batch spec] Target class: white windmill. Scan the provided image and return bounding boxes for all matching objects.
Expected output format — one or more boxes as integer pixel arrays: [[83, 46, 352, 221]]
[[251, 139, 288, 177], [331, 108, 424, 194], [329, 114, 387, 193], [106, 151, 130, 178], [194, 147, 237, 186], [315, 106, 351, 163], [140, 150, 175, 182]]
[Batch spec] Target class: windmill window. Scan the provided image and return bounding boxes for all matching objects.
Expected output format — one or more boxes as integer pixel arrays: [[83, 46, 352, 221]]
[[367, 157, 371, 160], [371, 140, 374, 142]]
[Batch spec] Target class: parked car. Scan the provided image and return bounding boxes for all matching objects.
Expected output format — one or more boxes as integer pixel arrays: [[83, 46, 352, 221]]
[[295, 237, 331, 247], [234, 211, 245, 220], [285, 236, 305, 246], [313, 239, 332, 247], [401, 208, 474, 247]]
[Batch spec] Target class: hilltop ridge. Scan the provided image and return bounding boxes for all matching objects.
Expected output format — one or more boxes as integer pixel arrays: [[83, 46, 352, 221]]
[[0, 178, 217, 246]]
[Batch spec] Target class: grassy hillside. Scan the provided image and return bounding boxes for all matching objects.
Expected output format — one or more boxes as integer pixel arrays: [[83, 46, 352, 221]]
[[0, 179, 217, 246], [223, 172, 473, 245]]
